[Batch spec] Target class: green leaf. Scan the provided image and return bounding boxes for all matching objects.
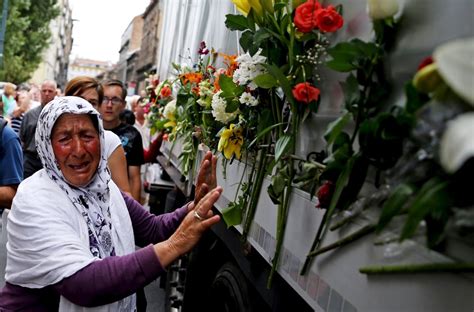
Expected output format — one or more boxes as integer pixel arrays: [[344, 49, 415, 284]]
[[320, 143, 353, 184], [324, 143, 352, 164], [319, 154, 359, 241], [400, 178, 452, 241], [340, 74, 360, 109], [274, 2, 287, 11], [225, 98, 240, 113], [268, 170, 287, 205], [404, 81, 430, 114], [327, 42, 362, 63], [358, 118, 378, 150], [359, 113, 406, 169], [332, 132, 351, 153], [248, 122, 287, 149], [280, 13, 291, 36], [239, 31, 254, 52], [219, 74, 238, 95], [324, 111, 352, 146], [351, 39, 378, 59], [326, 39, 378, 74], [254, 73, 278, 89], [338, 155, 369, 211], [376, 184, 415, 233], [275, 134, 293, 162], [260, 0, 274, 13], [254, 28, 272, 44], [266, 64, 296, 107], [326, 59, 357, 72], [225, 14, 249, 31], [256, 108, 274, 134], [172, 63, 181, 72], [222, 202, 243, 227], [247, 9, 257, 31]]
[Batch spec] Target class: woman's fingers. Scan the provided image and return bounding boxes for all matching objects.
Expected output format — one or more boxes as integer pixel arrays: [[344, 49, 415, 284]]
[[196, 153, 211, 182], [194, 183, 209, 204], [200, 214, 220, 228], [194, 186, 222, 218], [210, 154, 217, 189]]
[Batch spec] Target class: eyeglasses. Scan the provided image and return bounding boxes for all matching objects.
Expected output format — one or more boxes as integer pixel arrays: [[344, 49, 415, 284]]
[[102, 96, 123, 105]]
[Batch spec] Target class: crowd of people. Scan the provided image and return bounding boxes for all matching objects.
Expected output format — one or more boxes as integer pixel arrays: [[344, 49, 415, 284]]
[[0, 77, 221, 311]]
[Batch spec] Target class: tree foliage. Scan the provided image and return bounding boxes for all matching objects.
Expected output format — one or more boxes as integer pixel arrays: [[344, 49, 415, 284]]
[[0, 0, 59, 83]]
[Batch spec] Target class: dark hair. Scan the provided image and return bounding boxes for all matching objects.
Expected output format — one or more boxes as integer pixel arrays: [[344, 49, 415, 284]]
[[119, 109, 135, 126], [65, 76, 104, 105], [102, 79, 127, 100]]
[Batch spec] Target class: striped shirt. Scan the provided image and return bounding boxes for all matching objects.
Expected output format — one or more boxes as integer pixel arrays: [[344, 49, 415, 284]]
[[10, 113, 24, 134]]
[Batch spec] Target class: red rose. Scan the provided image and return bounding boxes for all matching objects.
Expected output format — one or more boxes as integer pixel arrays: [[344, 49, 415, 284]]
[[315, 5, 343, 33], [160, 86, 172, 98], [292, 82, 320, 103], [294, 0, 321, 33], [316, 180, 334, 208]]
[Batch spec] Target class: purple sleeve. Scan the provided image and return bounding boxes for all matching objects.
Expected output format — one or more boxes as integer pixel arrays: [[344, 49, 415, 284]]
[[50, 193, 189, 307], [122, 191, 189, 246], [53, 245, 162, 307]]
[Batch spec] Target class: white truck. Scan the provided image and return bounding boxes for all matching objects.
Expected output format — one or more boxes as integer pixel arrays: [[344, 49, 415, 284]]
[[150, 0, 474, 311]]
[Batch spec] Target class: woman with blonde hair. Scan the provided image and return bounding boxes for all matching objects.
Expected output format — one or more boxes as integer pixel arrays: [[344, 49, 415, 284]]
[[2, 82, 17, 118]]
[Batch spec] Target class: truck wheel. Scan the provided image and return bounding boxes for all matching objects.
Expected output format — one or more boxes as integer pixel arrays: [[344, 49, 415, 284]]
[[209, 262, 253, 312]]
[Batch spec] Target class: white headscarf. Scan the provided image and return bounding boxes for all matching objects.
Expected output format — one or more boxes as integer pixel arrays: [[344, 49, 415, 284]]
[[6, 96, 136, 311], [35, 96, 115, 258]]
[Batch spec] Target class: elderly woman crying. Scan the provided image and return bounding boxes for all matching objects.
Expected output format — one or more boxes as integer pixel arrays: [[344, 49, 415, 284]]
[[0, 96, 221, 311]]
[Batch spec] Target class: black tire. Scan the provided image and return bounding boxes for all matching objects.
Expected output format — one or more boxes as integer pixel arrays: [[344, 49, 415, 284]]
[[209, 262, 253, 312]]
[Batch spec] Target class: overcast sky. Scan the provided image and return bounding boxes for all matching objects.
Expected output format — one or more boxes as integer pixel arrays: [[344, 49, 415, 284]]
[[69, 0, 151, 63]]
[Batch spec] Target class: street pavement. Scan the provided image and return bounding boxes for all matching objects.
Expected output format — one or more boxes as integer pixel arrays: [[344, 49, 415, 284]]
[[0, 212, 166, 311]]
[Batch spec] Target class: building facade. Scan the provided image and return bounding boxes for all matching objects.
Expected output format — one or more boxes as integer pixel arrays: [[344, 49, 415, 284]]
[[116, 15, 143, 95], [67, 58, 114, 80], [136, 0, 161, 93]]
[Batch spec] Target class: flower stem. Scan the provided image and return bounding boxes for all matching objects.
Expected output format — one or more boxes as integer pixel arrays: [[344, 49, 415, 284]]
[[329, 206, 366, 231], [300, 209, 329, 275], [268, 162, 294, 288], [233, 157, 251, 203], [268, 110, 298, 286], [308, 224, 375, 258], [359, 263, 474, 274], [242, 144, 269, 240]]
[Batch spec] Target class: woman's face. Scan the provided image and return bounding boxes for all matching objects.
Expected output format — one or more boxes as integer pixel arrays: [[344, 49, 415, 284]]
[[51, 113, 101, 187], [79, 88, 100, 108]]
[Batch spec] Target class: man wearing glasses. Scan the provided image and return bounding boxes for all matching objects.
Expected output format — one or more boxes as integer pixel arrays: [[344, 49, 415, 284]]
[[99, 79, 144, 203]]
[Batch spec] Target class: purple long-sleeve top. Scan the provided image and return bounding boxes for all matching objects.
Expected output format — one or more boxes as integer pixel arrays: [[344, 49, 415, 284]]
[[0, 193, 188, 311]]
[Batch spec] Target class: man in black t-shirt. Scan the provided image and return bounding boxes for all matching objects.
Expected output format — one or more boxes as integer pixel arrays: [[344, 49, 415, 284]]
[[99, 80, 144, 202]]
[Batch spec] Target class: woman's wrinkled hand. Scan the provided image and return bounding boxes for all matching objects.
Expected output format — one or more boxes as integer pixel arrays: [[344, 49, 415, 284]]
[[194, 151, 217, 204], [156, 187, 222, 267]]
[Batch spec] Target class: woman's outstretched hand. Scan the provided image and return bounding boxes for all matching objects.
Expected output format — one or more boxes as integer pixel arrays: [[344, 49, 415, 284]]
[[154, 186, 222, 267], [194, 151, 217, 204]]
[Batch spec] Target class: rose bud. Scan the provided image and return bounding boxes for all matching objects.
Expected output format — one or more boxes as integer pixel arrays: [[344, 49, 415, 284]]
[[316, 180, 334, 208]]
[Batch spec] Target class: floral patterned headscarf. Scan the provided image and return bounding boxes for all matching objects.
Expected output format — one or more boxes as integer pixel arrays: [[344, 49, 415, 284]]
[[35, 96, 115, 258]]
